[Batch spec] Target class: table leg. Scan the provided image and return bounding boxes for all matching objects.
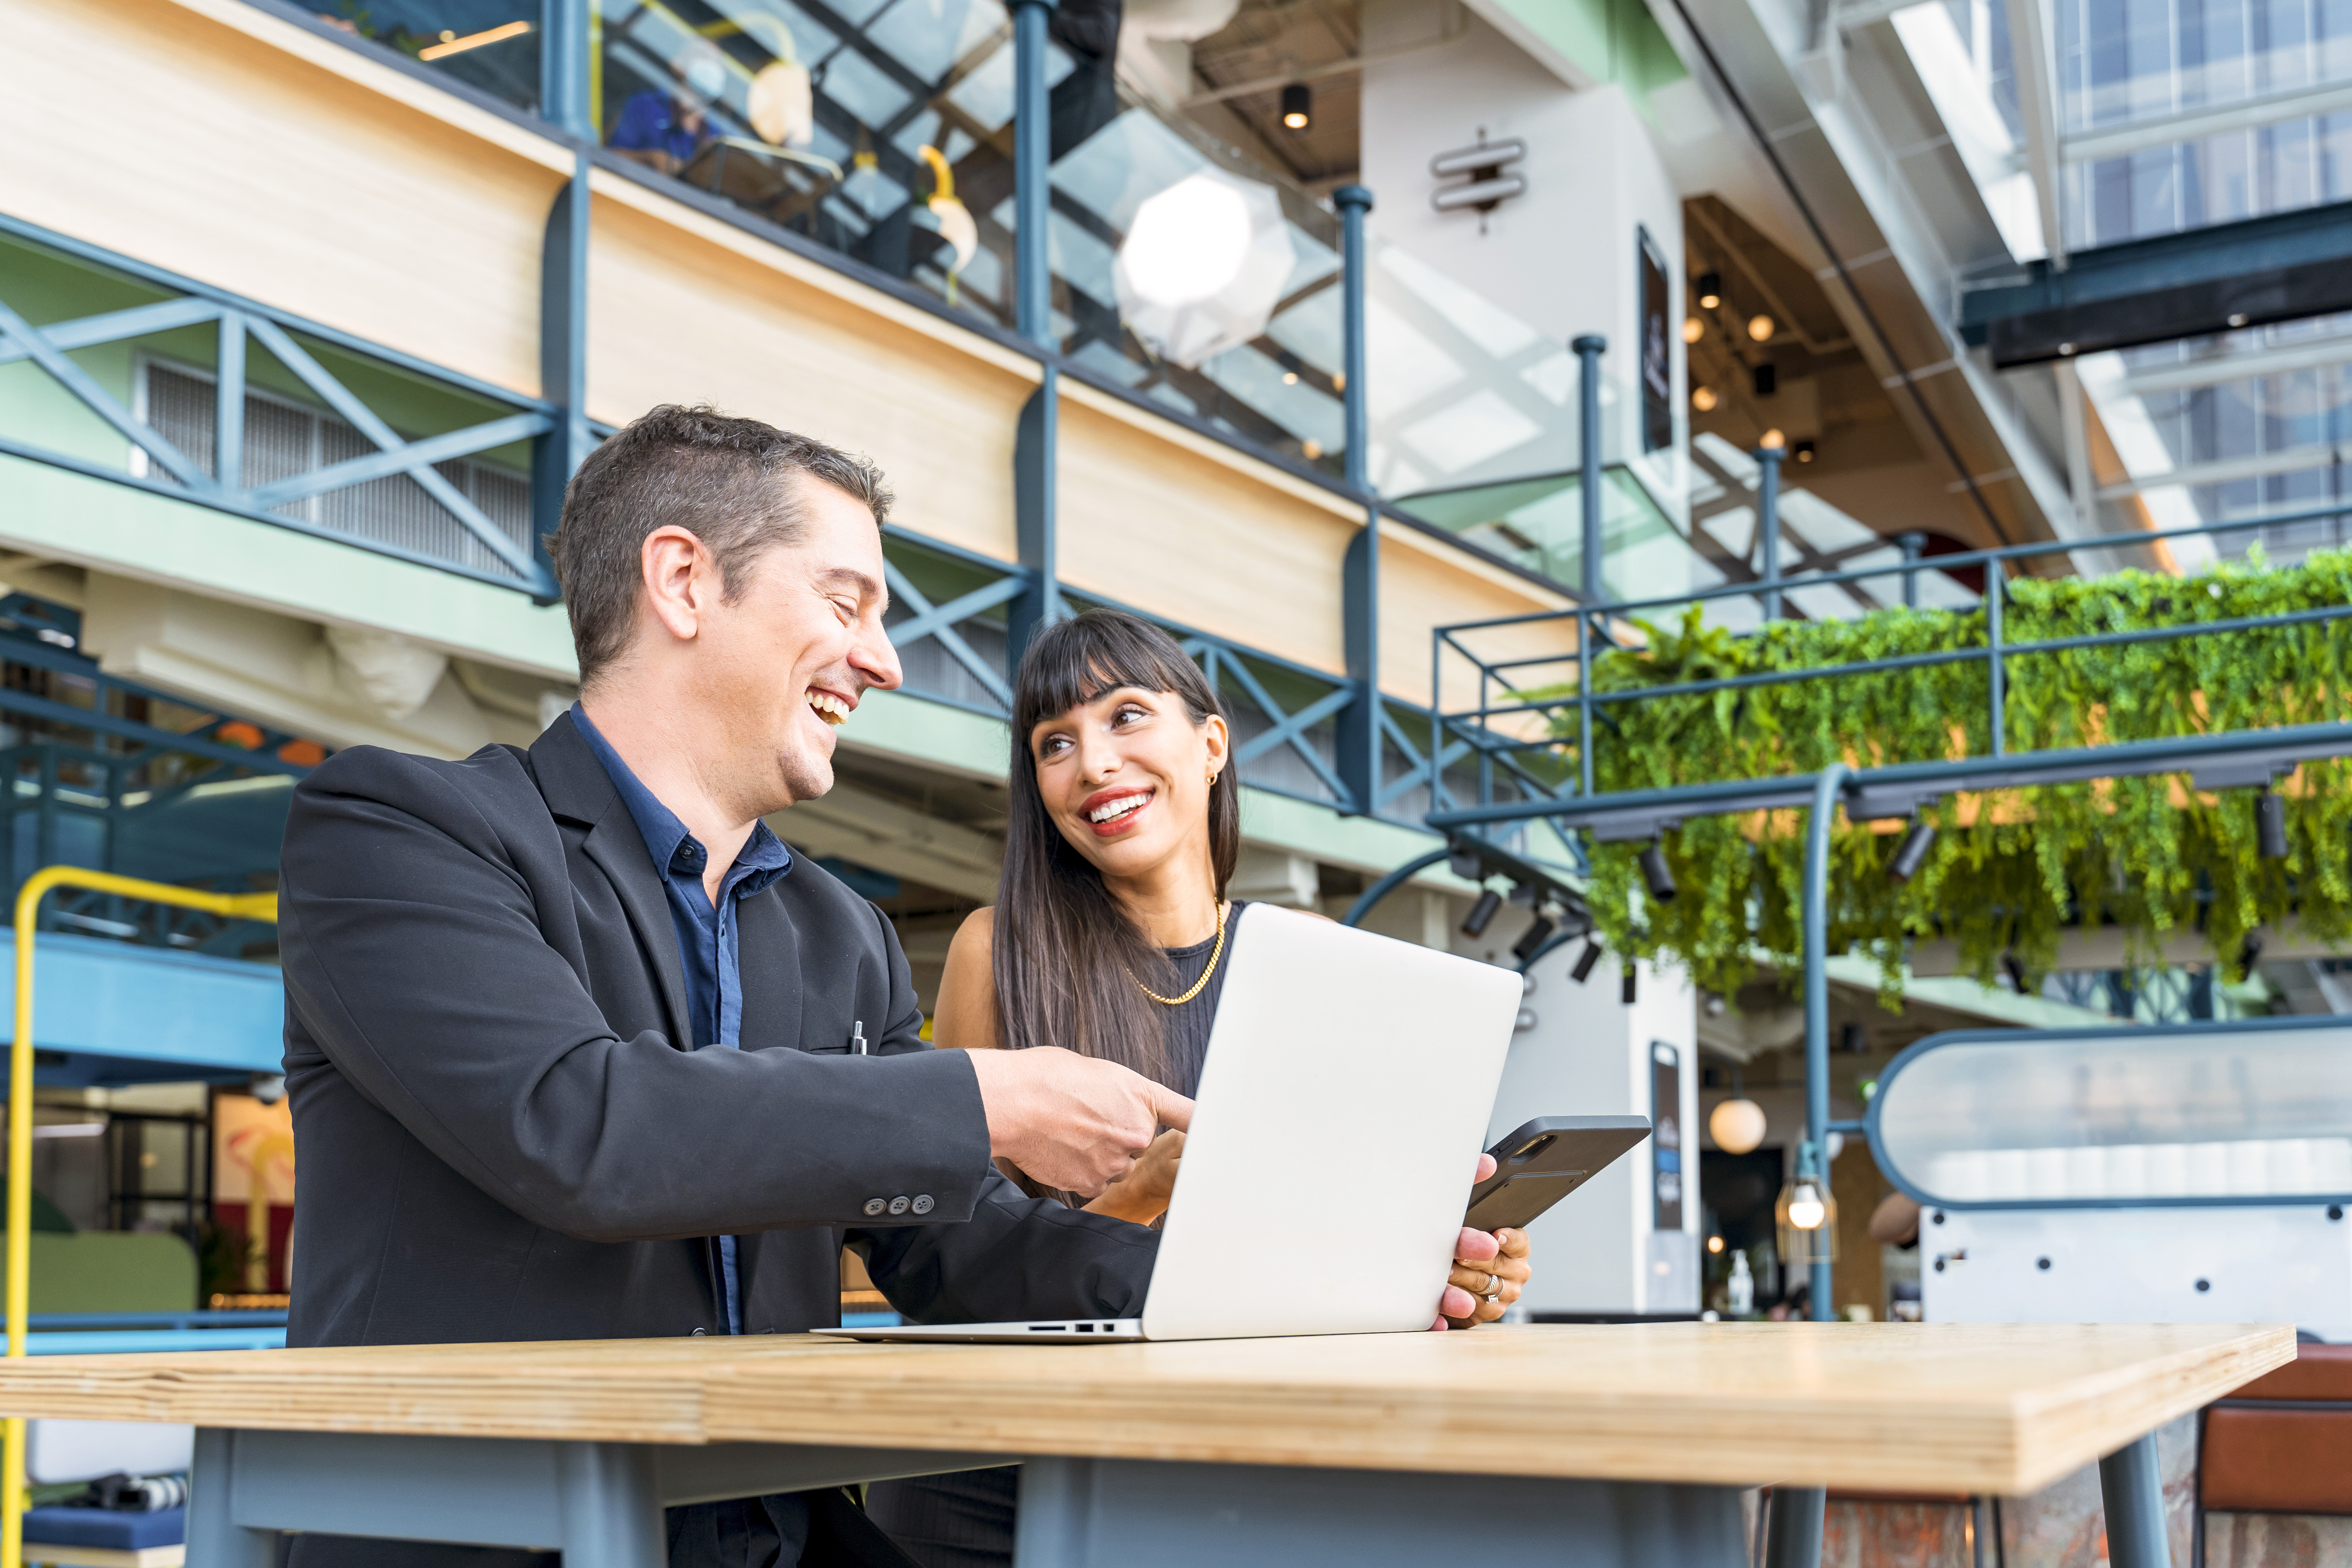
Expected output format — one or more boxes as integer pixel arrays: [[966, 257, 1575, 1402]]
[[185, 1430, 277, 1568], [557, 1442, 666, 1568], [2098, 1432, 2171, 1568], [1761, 1486, 1825, 1568], [1014, 1456, 1745, 1567]]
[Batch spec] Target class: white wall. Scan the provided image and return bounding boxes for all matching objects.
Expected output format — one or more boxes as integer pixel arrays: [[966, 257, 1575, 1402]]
[[1359, 0, 1689, 510], [1468, 903, 1701, 1316]]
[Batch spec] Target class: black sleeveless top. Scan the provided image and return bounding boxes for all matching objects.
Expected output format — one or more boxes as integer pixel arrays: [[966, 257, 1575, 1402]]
[[1155, 901, 1247, 1100]]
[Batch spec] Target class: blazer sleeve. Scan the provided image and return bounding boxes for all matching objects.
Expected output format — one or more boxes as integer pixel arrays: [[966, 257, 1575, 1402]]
[[852, 1172, 1160, 1323], [278, 750, 996, 1244], [857, 897, 1160, 1321]]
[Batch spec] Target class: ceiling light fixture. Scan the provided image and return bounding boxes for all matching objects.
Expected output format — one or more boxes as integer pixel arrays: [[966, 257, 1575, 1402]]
[[1281, 82, 1312, 130], [1760, 428, 1786, 448], [419, 19, 532, 60], [1747, 313, 1776, 342], [1696, 270, 1722, 310], [1682, 316, 1704, 344], [1691, 385, 1719, 412], [1794, 439, 1817, 463]]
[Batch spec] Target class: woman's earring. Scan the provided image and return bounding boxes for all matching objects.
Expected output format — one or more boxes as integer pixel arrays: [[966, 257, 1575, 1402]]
[[1207, 768, 1219, 786]]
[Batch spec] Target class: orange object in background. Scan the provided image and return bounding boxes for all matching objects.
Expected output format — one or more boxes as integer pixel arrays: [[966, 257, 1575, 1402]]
[[216, 721, 264, 750], [277, 739, 326, 766]]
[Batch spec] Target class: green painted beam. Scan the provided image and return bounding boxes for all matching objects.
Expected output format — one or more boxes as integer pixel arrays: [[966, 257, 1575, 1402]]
[[1474, 0, 1688, 103], [0, 454, 576, 679]]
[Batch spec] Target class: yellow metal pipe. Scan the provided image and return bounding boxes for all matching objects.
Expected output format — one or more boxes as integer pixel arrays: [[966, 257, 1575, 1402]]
[[2, 869, 277, 1568]]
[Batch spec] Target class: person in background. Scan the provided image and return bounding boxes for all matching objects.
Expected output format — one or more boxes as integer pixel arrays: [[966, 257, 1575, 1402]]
[[866, 608, 1535, 1568], [610, 49, 728, 176]]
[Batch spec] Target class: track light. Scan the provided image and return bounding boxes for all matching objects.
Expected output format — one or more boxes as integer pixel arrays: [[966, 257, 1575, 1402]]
[[1753, 363, 1777, 397], [1511, 913, 1557, 962], [1696, 270, 1722, 310], [1888, 818, 1936, 883], [1639, 839, 1677, 902], [1280, 82, 1311, 130], [1794, 439, 1817, 463], [1621, 965, 1638, 1005], [2256, 787, 2288, 860], [1571, 938, 1604, 983], [1461, 887, 1504, 937]]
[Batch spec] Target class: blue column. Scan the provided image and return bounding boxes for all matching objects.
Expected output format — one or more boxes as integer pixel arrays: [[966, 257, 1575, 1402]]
[[1007, 0, 1060, 666], [1573, 336, 1606, 604], [531, 156, 591, 604], [1337, 185, 1379, 816], [1757, 444, 1786, 621], [1803, 761, 1848, 1323], [540, 0, 594, 142], [1898, 530, 1926, 609]]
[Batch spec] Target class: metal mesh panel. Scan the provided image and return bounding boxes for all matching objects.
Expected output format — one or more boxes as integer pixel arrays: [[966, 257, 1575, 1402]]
[[143, 364, 529, 580]]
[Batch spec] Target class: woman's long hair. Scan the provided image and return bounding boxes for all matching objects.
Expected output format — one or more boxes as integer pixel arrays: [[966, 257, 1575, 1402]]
[[994, 609, 1240, 1088]]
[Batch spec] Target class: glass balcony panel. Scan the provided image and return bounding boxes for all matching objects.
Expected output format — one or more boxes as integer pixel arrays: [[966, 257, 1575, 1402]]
[[1875, 1024, 2352, 1205], [320, 2, 545, 113], [594, 0, 1083, 330]]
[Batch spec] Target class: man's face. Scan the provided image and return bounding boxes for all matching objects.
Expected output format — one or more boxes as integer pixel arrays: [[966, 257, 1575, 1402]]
[[693, 479, 902, 816]]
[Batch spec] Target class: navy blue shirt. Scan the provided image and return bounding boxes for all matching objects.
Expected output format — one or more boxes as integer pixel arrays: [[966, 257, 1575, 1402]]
[[573, 704, 792, 1335]]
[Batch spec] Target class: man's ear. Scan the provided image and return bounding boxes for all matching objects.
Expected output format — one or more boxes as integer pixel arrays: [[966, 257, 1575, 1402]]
[[641, 526, 715, 643]]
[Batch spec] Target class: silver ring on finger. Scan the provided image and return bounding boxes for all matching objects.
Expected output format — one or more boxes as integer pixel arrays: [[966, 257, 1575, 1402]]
[[1483, 1272, 1503, 1299]]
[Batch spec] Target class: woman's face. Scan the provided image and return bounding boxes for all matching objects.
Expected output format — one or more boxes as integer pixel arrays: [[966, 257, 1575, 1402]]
[[1029, 685, 1229, 880]]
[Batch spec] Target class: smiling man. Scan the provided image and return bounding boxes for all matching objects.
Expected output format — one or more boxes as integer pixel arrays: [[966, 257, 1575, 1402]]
[[278, 406, 1190, 1568]]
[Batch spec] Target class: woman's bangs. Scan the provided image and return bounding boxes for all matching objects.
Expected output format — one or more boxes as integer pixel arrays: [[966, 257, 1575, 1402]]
[[1013, 614, 1198, 736]]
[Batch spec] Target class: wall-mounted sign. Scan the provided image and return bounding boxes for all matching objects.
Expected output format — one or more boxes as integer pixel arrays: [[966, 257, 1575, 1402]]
[[1651, 1040, 1684, 1231], [1637, 227, 1673, 455]]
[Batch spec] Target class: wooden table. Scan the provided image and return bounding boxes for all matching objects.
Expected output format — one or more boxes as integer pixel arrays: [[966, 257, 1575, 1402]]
[[0, 1323, 2291, 1568]]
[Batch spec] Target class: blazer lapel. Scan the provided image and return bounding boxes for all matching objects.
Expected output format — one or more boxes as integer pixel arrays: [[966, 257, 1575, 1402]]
[[533, 715, 696, 1053]]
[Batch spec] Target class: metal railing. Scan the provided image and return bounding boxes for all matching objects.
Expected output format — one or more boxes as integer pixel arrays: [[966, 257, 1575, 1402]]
[[1433, 498, 2352, 835], [0, 217, 561, 599], [2, 869, 281, 1568]]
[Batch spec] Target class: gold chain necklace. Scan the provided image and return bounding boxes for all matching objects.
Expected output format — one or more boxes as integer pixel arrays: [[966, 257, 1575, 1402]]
[[1135, 900, 1228, 1007]]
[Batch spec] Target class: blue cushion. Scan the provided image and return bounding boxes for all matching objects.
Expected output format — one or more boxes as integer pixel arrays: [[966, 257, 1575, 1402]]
[[21, 1505, 185, 1549]]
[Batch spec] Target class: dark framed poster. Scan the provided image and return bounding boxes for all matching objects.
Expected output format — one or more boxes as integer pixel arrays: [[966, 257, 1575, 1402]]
[[1637, 227, 1673, 455], [1650, 1040, 1684, 1232]]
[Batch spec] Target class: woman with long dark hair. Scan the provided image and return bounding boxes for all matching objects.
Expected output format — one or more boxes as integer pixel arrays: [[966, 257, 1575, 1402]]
[[865, 609, 1533, 1567]]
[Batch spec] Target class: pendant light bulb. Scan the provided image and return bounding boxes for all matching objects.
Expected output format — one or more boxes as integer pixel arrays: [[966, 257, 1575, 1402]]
[[1280, 82, 1311, 130]]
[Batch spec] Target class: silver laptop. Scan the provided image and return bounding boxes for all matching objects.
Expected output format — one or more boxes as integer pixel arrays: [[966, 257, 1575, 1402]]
[[816, 906, 1522, 1344]]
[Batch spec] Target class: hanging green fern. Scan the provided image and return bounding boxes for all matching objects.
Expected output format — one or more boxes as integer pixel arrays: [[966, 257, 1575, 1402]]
[[1556, 549, 2352, 1003]]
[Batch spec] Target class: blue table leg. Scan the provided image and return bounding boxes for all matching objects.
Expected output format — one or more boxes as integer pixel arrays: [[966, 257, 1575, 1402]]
[[2098, 1433, 2171, 1568], [1762, 1485, 1826, 1568], [185, 1429, 278, 1568], [557, 1442, 666, 1568]]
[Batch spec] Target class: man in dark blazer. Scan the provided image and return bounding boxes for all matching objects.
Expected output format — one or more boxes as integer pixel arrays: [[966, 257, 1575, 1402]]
[[278, 406, 1192, 1568]]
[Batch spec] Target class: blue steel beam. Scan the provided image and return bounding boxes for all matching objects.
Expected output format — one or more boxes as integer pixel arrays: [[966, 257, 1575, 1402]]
[[1958, 198, 2352, 367], [1336, 184, 1378, 816], [1007, 0, 1060, 666]]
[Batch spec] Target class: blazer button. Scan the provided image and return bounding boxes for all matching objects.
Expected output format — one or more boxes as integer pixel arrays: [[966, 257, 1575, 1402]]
[[911, 1195, 935, 1215], [691, 1328, 707, 1337], [888, 1196, 910, 1215], [863, 1198, 887, 1216]]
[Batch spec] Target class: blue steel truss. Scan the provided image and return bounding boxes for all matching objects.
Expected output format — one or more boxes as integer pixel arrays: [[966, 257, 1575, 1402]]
[[0, 215, 561, 598], [881, 526, 1490, 831]]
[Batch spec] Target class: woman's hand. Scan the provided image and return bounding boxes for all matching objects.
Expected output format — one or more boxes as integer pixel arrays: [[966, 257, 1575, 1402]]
[[1436, 1225, 1532, 1328], [1083, 1128, 1185, 1224]]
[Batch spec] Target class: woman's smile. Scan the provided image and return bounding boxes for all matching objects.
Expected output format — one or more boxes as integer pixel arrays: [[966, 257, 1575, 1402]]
[[1080, 786, 1156, 837]]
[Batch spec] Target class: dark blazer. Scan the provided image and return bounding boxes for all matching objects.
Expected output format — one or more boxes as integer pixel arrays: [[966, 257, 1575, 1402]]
[[279, 712, 1158, 1350]]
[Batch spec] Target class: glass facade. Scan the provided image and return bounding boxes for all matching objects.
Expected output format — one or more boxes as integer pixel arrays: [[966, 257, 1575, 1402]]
[[319, 1, 546, 113]]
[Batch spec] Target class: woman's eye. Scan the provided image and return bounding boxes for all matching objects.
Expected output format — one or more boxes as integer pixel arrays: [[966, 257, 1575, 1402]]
[[1038, 735, 1071, 759], [1112, 704, 1148, 726]]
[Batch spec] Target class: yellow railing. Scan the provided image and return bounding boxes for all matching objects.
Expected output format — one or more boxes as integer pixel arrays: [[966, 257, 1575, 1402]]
[[2, 869, 278, 1568]]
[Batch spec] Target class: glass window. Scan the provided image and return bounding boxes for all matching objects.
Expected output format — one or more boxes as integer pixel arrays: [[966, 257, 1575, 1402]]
[[318, 2, 546, 113], [592, 0, 1085, 328]]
